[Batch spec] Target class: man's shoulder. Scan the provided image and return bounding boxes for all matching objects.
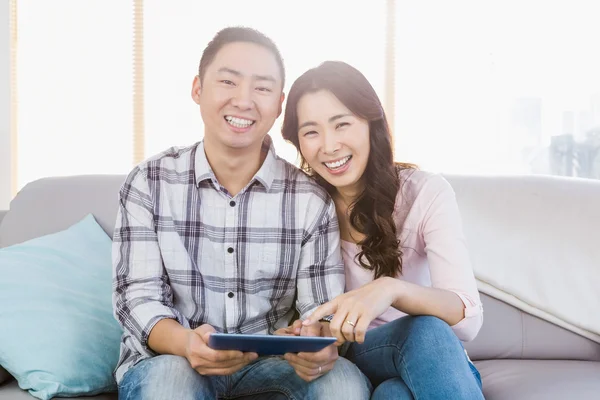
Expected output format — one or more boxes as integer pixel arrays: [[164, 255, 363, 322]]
[[272, 157, 331, 202], [139, 143, 198, 171], [124, 143, 199, 184]]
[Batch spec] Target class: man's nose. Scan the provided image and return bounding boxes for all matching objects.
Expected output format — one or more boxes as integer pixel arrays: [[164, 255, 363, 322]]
[[231, 85, 253, 110]]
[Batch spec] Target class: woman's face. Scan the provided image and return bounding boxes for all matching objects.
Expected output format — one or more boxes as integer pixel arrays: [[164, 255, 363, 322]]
[[297, 90, 370, 195]]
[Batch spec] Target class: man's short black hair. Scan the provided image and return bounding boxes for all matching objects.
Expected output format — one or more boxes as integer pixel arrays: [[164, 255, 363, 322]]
[[198, 26, 285, 88]]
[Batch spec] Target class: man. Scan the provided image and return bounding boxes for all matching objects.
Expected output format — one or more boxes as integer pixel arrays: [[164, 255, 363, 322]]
[[112, 27, 371, 399]]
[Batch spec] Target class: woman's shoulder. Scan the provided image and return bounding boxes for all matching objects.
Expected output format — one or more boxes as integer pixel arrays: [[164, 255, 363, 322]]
[[393, 168, 455, 226], [396, 168, 453, 205]]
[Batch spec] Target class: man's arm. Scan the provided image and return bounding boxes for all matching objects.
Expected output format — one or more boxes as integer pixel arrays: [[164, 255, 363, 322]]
[[113, 168, 256, 374], [281, 197, 345, 382], [295, 197, 345, 320], [112, 168, 190, 355]]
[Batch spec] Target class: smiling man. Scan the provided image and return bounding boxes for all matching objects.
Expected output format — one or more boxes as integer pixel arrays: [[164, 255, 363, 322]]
[[112, 27, 371, 400]]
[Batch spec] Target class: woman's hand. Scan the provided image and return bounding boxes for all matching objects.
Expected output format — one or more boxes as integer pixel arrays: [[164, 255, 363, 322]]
[[303, 277, 399, 344]]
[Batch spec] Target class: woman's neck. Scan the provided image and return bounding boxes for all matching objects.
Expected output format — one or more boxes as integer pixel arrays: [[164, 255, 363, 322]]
[[333, 183, 366, 244]]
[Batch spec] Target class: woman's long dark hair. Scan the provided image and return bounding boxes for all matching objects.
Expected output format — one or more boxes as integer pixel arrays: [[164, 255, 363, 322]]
[[282, 61, 415, 278]]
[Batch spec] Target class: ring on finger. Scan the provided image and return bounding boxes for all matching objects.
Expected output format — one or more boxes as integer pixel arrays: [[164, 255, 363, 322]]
[[346, 320, 356, 327], [318, 365, 322, 374]]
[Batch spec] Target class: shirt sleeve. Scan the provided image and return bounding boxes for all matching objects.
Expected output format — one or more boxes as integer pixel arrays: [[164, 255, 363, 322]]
[[112, 167, 189, 353], [417, 175, 483, 342], [296, 196, 346, 320]]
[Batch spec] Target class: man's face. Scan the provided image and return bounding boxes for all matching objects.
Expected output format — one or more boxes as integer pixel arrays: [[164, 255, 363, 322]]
[[192, 42, 285, 153]]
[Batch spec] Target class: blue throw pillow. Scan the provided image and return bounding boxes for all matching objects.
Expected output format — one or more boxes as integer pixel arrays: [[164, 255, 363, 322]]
[[0, 214, 122, 400]]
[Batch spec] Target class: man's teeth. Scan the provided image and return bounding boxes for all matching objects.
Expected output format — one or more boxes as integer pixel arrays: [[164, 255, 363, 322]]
[[325, 156, 351, 169], [225, 116, 254, 128]]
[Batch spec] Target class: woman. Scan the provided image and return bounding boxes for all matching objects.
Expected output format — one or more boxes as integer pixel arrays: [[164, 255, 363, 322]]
[[281, 61, 485, 400]]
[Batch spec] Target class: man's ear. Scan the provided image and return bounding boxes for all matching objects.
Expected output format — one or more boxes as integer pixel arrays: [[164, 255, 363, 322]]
[[191, 75, 202, 105], [277, 92, 286, 117]]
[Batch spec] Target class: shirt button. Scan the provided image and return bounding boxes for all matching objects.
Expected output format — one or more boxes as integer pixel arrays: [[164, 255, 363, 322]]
[[229, 200, 236, 207], [228, 292, 234, 298], [227, 247, 234, 254]]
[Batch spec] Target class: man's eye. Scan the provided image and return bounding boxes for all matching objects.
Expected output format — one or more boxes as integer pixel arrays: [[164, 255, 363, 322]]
[[257, 87, 272, 92], [220, 80, 235, 85]]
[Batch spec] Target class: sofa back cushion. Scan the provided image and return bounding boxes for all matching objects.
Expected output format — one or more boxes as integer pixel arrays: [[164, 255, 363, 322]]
[[465, 293, 600, 361], [0, 175, 125, 248]]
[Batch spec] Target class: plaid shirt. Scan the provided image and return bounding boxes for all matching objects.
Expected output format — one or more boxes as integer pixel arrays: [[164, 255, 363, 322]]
[[112, 137, 345, 383]]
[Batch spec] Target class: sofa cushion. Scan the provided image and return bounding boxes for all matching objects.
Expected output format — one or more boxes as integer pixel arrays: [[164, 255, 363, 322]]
[[446, 174, 600, 343], [0, 214, 122, 400], [475, 359, 600, 400], [0, 380, 117, 400], [464, 294, 600, 361], [0, 175, 125, 248]]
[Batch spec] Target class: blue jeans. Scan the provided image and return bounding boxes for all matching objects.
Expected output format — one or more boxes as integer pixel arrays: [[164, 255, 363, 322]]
[[342, 315, 484, 400], [118, 354, 371, 400]]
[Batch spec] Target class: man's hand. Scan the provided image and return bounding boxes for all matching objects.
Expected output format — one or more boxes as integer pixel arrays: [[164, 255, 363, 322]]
[[185, 324, 258, 376], [283, 320, 339, 382], [273, 319, 303, 336]]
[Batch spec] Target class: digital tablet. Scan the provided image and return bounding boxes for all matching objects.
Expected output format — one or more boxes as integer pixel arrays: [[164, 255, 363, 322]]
[[207, 333, 336, 355]]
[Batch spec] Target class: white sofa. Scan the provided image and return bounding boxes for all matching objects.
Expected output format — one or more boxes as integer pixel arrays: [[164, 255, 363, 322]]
[[1, 174, 599, 399]]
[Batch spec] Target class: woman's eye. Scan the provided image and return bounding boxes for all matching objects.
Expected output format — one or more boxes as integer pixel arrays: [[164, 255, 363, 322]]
[[303, 131, 317, 137], [336, 122, 350, 129]]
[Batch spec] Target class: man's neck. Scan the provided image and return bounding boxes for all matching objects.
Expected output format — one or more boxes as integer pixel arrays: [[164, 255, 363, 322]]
[[203, 137, 267, 197]]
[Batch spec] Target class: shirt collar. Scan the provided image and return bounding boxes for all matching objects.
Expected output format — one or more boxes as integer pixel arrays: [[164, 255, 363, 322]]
[[194, 135, 278, 192]]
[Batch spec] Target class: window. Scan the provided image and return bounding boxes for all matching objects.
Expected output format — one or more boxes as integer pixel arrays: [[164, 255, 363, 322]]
[[12, 0, 387, 191], [394, 0, 600, 179], [7, 0, 600, 199], [16, 0, 133, 188]]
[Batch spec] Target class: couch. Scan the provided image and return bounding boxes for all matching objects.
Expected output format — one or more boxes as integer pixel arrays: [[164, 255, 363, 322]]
[[1, 174, 599, 399]]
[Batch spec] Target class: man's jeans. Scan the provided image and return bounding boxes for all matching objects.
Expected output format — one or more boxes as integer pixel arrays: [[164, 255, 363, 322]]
[[118, 353, 371, 400], [342, 315, 484, 400]]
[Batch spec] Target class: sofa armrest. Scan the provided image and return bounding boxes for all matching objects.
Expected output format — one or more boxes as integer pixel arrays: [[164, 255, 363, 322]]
[[0, 210, 7, 227]]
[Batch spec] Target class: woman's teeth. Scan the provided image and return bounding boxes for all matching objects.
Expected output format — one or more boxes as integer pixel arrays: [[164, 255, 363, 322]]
[[225, 116, 254, 128], [324, 156, 351, 169]]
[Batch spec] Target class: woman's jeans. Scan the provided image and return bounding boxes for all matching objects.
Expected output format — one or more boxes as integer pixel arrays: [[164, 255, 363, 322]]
[[118, 353, 371, 400], [342, 315, 484, 400]]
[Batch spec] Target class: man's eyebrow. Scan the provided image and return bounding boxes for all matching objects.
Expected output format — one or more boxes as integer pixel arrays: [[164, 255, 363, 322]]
[[218, 67, 242, 76], [217, 67, 276, 83], [254, 74, 276, 83], [298, 114, 352, 130]]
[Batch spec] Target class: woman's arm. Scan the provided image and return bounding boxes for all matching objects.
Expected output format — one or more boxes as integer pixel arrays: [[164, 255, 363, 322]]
[[410, 174, 483, 341], [386, 277, 465, 326]]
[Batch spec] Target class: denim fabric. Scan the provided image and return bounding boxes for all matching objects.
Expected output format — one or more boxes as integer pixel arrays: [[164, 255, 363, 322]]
[[342, 315, 484, 400], [118, 354, 371, 400]]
